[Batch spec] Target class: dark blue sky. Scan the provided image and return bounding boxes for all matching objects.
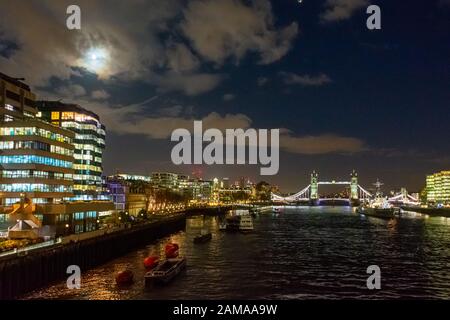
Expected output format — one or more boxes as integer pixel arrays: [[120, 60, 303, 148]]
[[1, 0, 449, 192]]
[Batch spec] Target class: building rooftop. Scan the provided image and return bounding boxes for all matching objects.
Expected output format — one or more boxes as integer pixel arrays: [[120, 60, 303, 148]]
[[36, 100, 101, 122], [0, 72, 31, 92]]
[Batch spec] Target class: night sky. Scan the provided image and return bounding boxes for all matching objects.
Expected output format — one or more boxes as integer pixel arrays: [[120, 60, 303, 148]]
[[0, 0, 449, 192]]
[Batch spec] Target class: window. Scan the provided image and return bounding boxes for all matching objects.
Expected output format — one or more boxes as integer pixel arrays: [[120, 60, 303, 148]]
[[0, 141, 14, 149], [0, 155, 73, 168], [6, 90, 20, 102], [61, 112, 74, 120], [74, 212, 85, 220], [0, 183, 72, 193], [75, 224, 84, 234]]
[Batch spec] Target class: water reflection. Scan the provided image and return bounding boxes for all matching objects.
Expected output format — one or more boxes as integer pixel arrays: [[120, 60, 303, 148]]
[[23, 207, 450, 300]]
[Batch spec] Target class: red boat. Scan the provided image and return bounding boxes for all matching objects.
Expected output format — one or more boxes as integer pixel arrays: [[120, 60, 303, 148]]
[[143, 256, 159, 269], [165, 243, 179, 259], [115, 270, 134, 286]]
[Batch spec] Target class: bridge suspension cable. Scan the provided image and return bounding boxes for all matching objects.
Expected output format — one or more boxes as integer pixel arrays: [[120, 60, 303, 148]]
[[271, 184, 311, 202]]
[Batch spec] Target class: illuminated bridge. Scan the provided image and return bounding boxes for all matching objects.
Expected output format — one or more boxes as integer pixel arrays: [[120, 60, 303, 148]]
[[272, 171, 420, 206]]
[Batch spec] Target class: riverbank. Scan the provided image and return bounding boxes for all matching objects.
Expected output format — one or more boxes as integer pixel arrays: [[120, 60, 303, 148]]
[[0, 213, 186, 300], [401, 206, 450, 218]]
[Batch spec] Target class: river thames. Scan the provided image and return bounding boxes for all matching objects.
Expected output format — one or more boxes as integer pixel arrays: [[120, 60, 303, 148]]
[[23, 207, 450, 300]]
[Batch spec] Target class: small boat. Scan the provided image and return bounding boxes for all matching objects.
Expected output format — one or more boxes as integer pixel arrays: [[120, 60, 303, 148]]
[[143, 256, 159, 269], [145, 257, 187, 286], [219, 211, 254, 232], [219, 220, 227, 231], [115, 270, 134, 286], [193, 232, 212, 244]]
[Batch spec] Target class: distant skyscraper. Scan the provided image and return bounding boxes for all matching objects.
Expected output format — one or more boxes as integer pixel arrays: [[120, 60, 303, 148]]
[[36, 101, 107, 201]]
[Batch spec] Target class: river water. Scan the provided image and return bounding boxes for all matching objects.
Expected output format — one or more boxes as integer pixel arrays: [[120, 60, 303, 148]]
[[23, 207, 450, 300]]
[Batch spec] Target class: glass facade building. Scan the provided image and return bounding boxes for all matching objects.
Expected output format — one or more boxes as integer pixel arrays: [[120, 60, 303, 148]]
[[426, 171, 450, 204], [36, 101, 107, 201], [0, 73, 75, 206]]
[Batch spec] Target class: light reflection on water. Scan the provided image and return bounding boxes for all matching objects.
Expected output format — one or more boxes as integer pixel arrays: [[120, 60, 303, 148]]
[[23, 207, 450, 300]]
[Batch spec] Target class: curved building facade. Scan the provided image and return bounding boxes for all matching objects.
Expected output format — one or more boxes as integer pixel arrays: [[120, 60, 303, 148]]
[[36, 101, 107, 201]]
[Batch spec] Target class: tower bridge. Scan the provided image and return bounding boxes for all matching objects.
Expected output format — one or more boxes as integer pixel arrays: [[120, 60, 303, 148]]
[[271, 170, 419, 206]]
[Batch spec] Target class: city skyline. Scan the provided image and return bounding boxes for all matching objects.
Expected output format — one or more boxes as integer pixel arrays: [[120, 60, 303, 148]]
[[0, 1, 449, 192], [1, 0, 450, 304]]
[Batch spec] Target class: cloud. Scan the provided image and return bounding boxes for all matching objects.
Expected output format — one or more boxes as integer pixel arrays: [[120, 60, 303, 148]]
[[165, 43, 200, 73], [0, 0, 182, 85], [280, 72, 332, 86], [320, 0, 369, 23], [156, 72, 223, 96], [257, 77, 269, 86], [280, 132, 366, 155], [181, 0, 299, 65], [55, 84, 86, 98], [223, 93, 236, 101], [91, 89, 110, 100], [39, 86, 367, 158], [0, 0, 298, 98], [0, 0, 221, 96], [101, 106, 252, 140], [158, 105, 184, 117], [39, 90, 252, 140]]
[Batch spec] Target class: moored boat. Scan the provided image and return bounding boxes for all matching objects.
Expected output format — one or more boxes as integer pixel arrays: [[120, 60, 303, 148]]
[[239, 215, 254, 233], [357, 206, 398, 219], [193, 232, 212, 243], [219, 210, 254, 232], [145, 257, 187, 286]]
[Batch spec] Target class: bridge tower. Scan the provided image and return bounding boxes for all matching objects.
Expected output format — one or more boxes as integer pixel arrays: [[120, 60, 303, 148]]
[[310, 171, 319, 200], [350, 170, 359, 200]]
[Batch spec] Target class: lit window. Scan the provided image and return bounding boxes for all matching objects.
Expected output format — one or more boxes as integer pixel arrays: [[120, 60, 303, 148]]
[[51, 112, 60, 120], [62, 112, 74, 120]]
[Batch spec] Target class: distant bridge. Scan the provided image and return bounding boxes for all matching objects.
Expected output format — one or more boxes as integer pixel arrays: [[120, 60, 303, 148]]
[[272, 171, 419, 206], [387, 188, 420, 205]]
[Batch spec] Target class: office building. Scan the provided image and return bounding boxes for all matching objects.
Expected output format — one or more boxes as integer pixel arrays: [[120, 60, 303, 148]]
[[0, 73, 75, 206], [36, 101, 107, 201], [0, 73, 114, 236], [426, 171, 450, 204], [106, 174, 152, 215]]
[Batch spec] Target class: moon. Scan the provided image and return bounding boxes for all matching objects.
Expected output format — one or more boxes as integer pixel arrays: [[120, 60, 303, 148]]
[[83, 48, 110, 74]]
